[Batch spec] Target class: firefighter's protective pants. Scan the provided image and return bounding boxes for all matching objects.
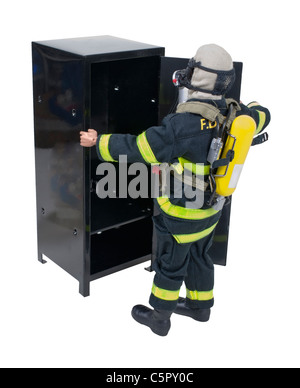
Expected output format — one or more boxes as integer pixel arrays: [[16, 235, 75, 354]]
[[149, 214, 216, 312]]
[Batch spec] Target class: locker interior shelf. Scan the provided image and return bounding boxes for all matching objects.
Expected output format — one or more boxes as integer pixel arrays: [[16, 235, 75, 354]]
[[90, 217, 153, 275], [90, 194, 153, 234]]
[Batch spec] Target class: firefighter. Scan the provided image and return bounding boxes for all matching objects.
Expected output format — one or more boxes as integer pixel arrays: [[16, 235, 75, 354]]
[[80, 44, 271, 336]]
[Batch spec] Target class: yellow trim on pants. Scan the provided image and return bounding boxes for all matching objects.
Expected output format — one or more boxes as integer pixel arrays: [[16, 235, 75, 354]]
[[186, 289, 214, 301], [157, 196, 219, 221], [151, 284, 180, 301], [173, 222, 218, 244]]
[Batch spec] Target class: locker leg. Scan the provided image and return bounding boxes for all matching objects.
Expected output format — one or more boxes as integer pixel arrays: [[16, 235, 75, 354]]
[[79, 280, 90, 297], [38, 252, 47, 264]]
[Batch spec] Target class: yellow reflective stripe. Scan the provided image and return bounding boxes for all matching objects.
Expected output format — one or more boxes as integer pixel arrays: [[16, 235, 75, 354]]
[[136, 132, 159, 164], [151, 284, 180, 301], [247, 101, 260, 108], [173, 222, 218, 244], [179, 157, 210, 175], [246, 103, 266, 134], [255, 110, 266, 134], [99, 134, 117, 162], [157, 196, 219, 220], [171, 163, 184, 175], [186, 288, 214, 301]]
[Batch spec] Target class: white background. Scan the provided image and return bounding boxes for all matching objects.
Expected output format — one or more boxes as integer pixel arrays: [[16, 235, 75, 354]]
[[1, 0, 299, 368]]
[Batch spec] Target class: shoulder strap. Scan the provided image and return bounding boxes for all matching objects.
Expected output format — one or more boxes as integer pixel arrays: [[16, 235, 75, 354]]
[[176, 101, 224, 123], [176, 99, 241, 130], [224, 98, 241, 129]]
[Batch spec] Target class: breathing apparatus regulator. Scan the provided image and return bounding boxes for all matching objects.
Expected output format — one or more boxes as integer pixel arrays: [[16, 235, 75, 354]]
[[172, 52, 268, 210]]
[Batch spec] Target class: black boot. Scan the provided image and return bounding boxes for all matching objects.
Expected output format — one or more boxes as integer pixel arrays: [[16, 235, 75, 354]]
[[174, 297, 211, 322], [131, 305, 172, 336]]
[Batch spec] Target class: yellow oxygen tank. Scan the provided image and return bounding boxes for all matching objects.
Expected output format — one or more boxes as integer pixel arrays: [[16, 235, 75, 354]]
[[215, 115, 256, 197]]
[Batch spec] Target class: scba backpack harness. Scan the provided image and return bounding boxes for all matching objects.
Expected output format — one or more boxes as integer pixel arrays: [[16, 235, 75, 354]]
[[176, 99, 268, 210]]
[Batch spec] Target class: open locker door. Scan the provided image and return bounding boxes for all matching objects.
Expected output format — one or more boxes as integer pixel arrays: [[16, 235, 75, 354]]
[[158, 56, 243, 266]]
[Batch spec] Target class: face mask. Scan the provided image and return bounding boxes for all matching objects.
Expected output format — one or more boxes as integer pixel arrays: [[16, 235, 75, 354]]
[[173, 58, 235, 96]]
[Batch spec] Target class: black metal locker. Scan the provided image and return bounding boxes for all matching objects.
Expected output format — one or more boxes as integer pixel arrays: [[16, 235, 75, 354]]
[[32, 35, 242, 296]]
